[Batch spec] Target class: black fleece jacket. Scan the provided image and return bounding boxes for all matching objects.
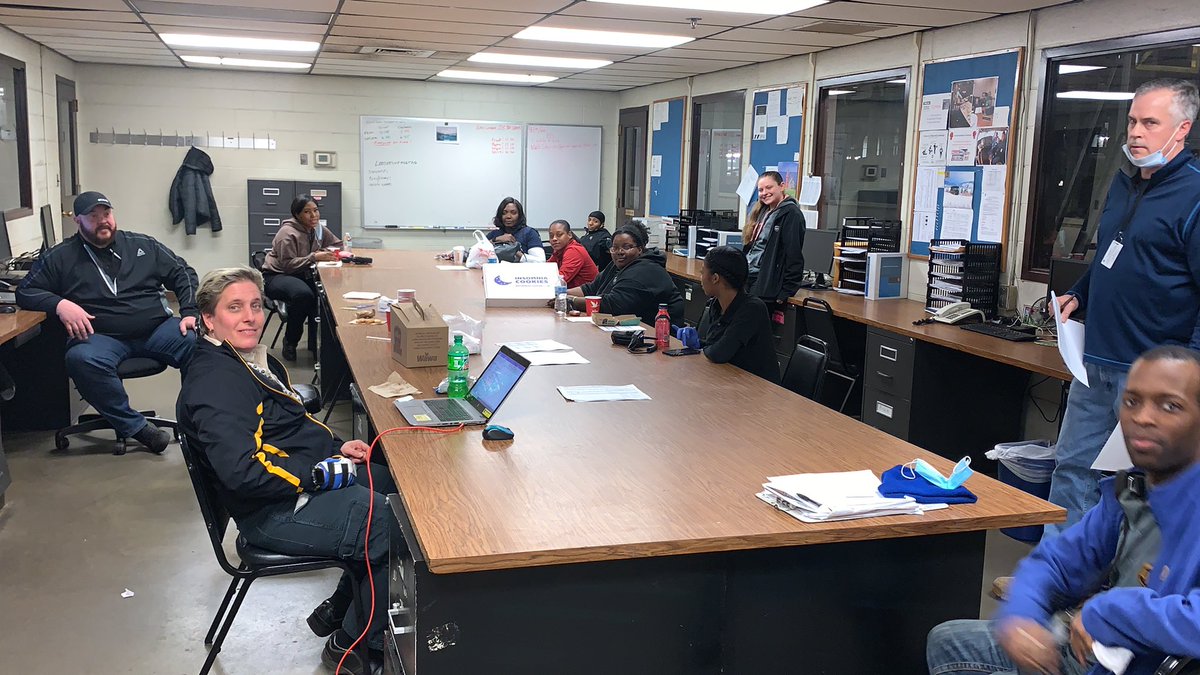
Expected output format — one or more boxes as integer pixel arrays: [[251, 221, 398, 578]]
[[580, 247, 684, 326], [746, 197, 806, 302], [169, 146, 223, 234], [17, 231, 198, 340], [178, 339, 342, 521]]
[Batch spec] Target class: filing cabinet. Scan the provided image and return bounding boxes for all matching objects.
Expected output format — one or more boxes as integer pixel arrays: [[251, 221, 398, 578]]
[[246, 180, 342, 263]]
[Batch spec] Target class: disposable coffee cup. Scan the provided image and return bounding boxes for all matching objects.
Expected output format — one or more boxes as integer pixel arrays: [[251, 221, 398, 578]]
[[584, 296, 602, 316], [396, 289, 416, 303]]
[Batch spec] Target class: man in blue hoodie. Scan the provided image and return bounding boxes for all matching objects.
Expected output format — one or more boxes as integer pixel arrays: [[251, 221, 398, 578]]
[[927, 345, 1200, 675], [1047, 78, 1200, 537]]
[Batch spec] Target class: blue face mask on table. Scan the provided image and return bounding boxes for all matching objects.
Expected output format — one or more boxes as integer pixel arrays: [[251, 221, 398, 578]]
[[902, 456, 973, 490]]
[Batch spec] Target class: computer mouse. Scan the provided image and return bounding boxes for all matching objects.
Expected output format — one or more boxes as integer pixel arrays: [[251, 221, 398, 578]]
[[482, 424, 514, 441]]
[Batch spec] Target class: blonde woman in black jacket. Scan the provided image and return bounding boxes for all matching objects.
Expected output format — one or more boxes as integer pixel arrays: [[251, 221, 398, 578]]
[[743, 171, 806, 324]]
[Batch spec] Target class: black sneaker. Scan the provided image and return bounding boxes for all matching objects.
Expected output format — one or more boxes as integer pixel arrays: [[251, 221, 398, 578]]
[[132, 423, 171, 454], [307, 596, 350, 638], [320, 630, 380, 675], [282, 343, 298, 361]]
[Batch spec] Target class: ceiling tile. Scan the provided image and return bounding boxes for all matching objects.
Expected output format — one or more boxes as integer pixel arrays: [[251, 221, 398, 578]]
[[556, 3, 762, 28], [716, 27, 873, 47], [339, 0, 543, 26], [534, 15, 725, 39], [143, 15, 327, 35], [137, 0, 340, 11], [790, 2, 994, 27]]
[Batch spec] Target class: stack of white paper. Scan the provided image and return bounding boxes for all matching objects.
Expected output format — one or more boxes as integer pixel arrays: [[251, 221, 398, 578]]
[[758, 470, 926, 523], [557, 385, 650, 402], [503, 339, 574, 353]]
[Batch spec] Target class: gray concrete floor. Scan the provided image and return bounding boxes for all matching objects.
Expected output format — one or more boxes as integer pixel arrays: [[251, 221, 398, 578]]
[[0, 342, 1033, 674]]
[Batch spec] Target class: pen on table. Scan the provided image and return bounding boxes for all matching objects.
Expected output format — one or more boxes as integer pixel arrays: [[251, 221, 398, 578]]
[[366, 335, 390, 342]]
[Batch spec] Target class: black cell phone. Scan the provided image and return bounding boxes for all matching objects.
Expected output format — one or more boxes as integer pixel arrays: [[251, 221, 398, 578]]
[[664, 348, 701, 357]]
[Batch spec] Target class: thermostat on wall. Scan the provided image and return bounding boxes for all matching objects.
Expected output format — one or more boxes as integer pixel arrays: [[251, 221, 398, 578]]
[[314, 151, 337, 168]]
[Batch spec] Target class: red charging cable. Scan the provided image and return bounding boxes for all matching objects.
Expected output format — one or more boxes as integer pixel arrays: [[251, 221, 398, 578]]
[[334, 423, 464, 675]]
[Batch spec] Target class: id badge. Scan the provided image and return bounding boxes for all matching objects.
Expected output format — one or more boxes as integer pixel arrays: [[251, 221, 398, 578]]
[[1100, 239, 1123, 269]]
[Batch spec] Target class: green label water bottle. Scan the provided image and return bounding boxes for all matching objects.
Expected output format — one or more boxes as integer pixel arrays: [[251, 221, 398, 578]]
[[447, 335, 470, 399]]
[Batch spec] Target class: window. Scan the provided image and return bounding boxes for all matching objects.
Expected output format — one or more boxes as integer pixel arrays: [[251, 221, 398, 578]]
[[688, 91, 744, 212], [616, 106, 647, 219], [1023, 32, 1200, 281], [0, 53, 32, 218], [813, 70, 909, 231]]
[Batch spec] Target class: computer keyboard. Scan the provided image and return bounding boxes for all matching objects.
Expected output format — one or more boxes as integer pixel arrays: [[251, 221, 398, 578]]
[[425, 398, 474, 421], [959, 322, 1037, 342]]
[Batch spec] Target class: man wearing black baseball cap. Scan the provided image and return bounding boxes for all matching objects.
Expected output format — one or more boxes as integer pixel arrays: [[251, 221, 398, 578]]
[[16, 191, 199, 453]]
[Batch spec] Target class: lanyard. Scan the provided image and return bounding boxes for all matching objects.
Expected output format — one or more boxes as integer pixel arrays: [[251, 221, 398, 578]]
[[82, 244, 119, 296]]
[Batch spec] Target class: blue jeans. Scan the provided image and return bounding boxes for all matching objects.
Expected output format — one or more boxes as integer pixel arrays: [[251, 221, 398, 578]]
[[1043, 361, 1126, 539], [927, 619, 1087, 675], [64, 317, 196, 437]]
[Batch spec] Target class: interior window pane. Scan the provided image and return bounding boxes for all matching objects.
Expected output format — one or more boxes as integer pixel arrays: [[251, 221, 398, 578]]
[[0, 58, 23, 212], [1027, 44, 1200, 275], [694, 94, 743, 211], [815, 77, 908, 231]]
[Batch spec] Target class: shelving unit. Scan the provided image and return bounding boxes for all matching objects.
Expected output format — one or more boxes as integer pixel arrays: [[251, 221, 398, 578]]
[[925, 238, 1001, 316], [834, 218, 901, 295]]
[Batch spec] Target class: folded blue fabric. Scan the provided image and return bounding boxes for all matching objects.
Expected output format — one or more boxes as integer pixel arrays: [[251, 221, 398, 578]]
[[879, 465, 977, 504]]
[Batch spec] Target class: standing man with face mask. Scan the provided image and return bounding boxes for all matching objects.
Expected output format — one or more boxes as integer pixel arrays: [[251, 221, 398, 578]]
[[1045, 78, 1200, 539], [17, 191, 199, 453]]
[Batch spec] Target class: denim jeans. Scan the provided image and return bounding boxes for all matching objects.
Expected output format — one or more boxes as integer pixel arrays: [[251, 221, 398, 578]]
[[238, 463, 397, 650], [1043, 361, 1127, 539], [927, 619, 1087, 675], [64, 317, 196, 437]]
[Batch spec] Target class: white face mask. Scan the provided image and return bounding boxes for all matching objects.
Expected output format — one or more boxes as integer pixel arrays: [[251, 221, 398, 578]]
[[1122, 121, 1185, 169]]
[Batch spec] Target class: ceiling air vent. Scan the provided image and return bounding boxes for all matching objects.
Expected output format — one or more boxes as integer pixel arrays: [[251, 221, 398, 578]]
[[794, 21, 886, 35], [358, 46, 435, 58]]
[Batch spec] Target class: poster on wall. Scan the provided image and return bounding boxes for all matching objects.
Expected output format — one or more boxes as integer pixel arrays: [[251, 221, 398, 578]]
[[907, 49, 1022, 258]]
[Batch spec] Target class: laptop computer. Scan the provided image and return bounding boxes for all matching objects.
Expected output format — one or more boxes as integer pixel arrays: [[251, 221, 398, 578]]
[[394, 345, 531, 427]]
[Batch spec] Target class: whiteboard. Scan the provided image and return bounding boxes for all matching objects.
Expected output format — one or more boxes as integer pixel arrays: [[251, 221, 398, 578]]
[[524, 125, 602, 232], [360, 116, 524, 229]]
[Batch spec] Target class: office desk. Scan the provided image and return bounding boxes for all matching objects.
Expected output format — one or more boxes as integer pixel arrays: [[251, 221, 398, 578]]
[[319, 252, 1062, 675], [0, 309, 46, 509], [667, 255, 1068, 469]]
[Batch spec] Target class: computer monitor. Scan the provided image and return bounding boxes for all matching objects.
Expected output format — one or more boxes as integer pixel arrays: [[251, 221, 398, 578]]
[[802, 228, 838, 288], [39, 204, 56, 251], [1048, 257, 1089, 321]]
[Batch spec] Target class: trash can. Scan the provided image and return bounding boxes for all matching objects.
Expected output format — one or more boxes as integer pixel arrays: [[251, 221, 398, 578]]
[[986, 441, 1056, 543]]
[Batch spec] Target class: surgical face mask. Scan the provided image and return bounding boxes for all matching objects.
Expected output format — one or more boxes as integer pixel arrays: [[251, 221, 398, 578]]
[[902, 456, 973, 490], [1122, 121, 1184, 169]]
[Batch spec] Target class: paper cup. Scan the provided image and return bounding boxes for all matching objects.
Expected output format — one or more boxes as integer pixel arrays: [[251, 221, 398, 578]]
[[396, 289, 415, 303], [451, 246, 466, 265], [584, 296, 602, 316]]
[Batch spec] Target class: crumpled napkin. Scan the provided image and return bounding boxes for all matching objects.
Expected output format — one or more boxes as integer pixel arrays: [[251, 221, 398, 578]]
[[368, 372, 420, 398]]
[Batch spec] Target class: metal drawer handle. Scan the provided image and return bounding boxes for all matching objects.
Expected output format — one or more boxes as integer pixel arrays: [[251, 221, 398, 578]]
[[875, 371, 893, 379], [262, 218, 280, 226], [879, 345, 898, 362], [875, 401, 894, 419], [262, 187, 280, 196]]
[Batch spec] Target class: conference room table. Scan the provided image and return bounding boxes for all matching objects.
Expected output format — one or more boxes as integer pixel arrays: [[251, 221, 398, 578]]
[[0, 308, 46, 510], [317, 251, 1062, 675]]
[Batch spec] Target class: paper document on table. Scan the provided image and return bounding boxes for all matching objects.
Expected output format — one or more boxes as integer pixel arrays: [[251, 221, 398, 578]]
[[599, 325, 643, 333], [525, 351, 589, 366], [342, 291, 381, 300], [565, 315, 594, 322], [317, 261, 343, 268], [1051, 292, 1088, 387], [759, 470, 924, 523], [1092, 422, 1132, 471], [557, 385, 650, 402], [436, 265, 468, 271], [503, 339, 572, 353]]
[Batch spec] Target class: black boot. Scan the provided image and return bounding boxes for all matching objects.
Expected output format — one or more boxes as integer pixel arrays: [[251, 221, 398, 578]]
[[307, 593, 352, 637], [321, 629, 380, 675], [282, 342, 297, 361]]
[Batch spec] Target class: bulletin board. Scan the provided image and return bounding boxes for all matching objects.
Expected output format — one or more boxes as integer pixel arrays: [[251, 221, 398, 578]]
[[649, 97, 686, 217], [747, 84, 806, 207], [907, 49, 1023, 259]]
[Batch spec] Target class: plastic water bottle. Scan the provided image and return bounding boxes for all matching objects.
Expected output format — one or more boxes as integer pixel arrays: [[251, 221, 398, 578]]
[[654, 304, 670, 352], [554, 274, 568, 318], [447, 335, 470, 399], [341, 234, 353, 256]]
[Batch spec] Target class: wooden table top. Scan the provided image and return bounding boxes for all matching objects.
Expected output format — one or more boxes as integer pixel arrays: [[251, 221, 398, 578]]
[[666, 255, 1072, 382], [0, 309, 46, 346], [321, 251, 1062, 574]]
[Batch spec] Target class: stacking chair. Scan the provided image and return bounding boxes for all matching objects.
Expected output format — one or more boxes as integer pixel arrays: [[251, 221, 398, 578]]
[[781, 336, 828, 402], [54, 356, 179, 455], [179, 436, 368, 675], [249, 249, 288, 348], [799, 297, 860, 413]]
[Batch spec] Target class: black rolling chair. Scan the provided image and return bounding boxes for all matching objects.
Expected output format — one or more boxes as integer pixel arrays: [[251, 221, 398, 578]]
[[781, 336, 828, 402], [250, 249, 288, 349], [1157, 656, 1199, 675], [800, 297, 860, 414], [54, 357, 179, 455], [179, 435, 368, 675]]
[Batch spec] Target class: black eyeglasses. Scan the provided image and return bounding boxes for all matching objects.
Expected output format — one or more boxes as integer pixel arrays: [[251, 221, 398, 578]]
[[609, 244, 640, 253]]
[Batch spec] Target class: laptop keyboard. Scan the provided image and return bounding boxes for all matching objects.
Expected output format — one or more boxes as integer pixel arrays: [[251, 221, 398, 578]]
[[425, 398, 474, 421]]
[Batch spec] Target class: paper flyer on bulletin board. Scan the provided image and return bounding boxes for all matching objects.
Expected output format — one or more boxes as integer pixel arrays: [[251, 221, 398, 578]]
[[907, 49, 1023, 260], [747, 84, 806, 212]]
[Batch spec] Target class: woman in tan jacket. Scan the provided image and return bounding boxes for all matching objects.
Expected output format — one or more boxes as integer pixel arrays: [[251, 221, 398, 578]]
[[262, 194, 340, 361]]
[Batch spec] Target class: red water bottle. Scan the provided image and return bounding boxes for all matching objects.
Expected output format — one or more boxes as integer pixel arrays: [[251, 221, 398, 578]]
[[654, 304, 670, 352]]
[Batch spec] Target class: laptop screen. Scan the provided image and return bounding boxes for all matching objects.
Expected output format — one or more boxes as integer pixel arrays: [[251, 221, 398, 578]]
[[468, 346, 529, 418]]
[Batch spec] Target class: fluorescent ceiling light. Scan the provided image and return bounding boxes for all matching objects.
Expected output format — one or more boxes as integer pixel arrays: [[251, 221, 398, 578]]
[[181, 55, 311, 69], [1058, 64, 1106, 74], [468, 52, 612, 70], [826, 89, 855, 96], [586, 0, 827, 14], [886, 78, 907, 84], [514, 26, 693, 49], [1057, 90, 1134, 101], [162, 33, 319, 52], [437, 69, 558, 84]]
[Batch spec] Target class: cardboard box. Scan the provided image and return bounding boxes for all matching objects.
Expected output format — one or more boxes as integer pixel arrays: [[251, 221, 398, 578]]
[[482, 262, 558, 307], [591, 313, 641, 327], [391, 301, 448, 368]]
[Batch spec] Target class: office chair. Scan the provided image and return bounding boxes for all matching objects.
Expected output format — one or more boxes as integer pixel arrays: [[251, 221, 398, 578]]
[[54, 357, 179, 455], [781, 336, 828, 402], [800, 297, 860, 414], [179, 435, 369, 675], [250, 249, 288, 349], [1156, 656, 1198, 675]]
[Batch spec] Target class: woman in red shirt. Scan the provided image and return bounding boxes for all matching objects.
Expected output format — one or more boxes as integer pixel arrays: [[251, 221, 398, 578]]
[[547, 219, 598, 288]]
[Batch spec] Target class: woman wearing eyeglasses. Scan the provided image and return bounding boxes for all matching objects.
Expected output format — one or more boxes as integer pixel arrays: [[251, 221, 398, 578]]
[[567, 221, 684, 326]]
